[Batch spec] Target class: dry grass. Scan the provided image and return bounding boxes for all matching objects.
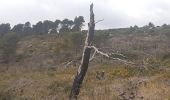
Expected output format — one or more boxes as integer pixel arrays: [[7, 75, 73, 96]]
[[0, 33, 170, 100], [0, 64, 170, 100]]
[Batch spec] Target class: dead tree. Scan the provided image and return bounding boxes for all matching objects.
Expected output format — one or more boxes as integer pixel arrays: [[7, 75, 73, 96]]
[[69, 4, 95, 99], [70, 4, 134, 100]]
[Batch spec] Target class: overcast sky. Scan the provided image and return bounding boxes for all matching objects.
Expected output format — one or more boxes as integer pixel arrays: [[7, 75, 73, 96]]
[[1, 0, 170, 29]]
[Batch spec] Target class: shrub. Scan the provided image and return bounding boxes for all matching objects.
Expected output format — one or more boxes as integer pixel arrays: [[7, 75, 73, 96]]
[[110, 66, 136, 78], [0, 32, 20, 63], [0, 32, 19, 56]]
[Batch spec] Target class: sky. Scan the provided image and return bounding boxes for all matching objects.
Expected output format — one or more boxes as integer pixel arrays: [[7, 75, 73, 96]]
[[1, 0, 170, 29]]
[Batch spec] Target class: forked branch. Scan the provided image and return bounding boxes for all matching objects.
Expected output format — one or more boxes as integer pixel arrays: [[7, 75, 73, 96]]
[[88, 46, 135, 65]]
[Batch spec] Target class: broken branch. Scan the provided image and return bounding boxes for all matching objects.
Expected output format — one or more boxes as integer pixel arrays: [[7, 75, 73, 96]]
[[87, 46, 135, 65], [95, 19, 104, 24]]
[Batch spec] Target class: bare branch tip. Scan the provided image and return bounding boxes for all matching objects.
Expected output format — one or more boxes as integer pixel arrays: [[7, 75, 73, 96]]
[[95, 19, 104, 24]]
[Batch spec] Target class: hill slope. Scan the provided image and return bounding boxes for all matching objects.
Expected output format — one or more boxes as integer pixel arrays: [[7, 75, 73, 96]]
[[0, 27, 170, 99]]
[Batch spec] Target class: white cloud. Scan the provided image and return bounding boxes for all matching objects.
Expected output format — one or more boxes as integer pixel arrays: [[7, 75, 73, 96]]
[[0, 0, 170, 29]]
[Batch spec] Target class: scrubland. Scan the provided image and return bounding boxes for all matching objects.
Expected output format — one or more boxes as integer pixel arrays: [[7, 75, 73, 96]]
[[0, 26, 170, 100]]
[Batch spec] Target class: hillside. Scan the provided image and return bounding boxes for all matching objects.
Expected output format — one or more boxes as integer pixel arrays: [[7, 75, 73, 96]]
[[0, 25, 170, 99], [1, 25, 170, 69]]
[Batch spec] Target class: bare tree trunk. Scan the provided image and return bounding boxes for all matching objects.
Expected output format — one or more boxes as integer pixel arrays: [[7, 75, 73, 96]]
[[69, 4, 95, 100]]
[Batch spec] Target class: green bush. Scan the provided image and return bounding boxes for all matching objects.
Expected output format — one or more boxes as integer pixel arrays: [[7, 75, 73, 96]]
[[0, 32, 19, 57], [93, 32, 109, 46]]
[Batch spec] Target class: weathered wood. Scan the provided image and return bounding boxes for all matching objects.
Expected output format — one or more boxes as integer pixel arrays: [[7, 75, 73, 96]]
[[69, 4, 95, 100]]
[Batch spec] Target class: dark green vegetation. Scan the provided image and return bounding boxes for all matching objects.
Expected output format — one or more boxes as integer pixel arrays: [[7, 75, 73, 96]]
[[0, 16, 85, 64], [0, 16, 85, 36], [0, 21, 170, 99]]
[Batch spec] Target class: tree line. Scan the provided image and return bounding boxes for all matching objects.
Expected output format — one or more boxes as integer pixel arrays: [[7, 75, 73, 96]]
[[0, 16, 85, 37]]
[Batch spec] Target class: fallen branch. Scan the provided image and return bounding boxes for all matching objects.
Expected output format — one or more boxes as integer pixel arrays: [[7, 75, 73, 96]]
[[87, 46, 135, 65], [109, 52, 127, 58], [64, 60, 73, 68]]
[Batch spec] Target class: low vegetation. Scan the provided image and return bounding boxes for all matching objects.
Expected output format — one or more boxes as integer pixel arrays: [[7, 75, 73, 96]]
[[0, 22, 170, 99], [0, 63, 170, 100]]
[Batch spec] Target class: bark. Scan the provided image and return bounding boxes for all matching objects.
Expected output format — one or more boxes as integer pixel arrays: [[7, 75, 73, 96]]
[[69, 4, 95, 100]]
